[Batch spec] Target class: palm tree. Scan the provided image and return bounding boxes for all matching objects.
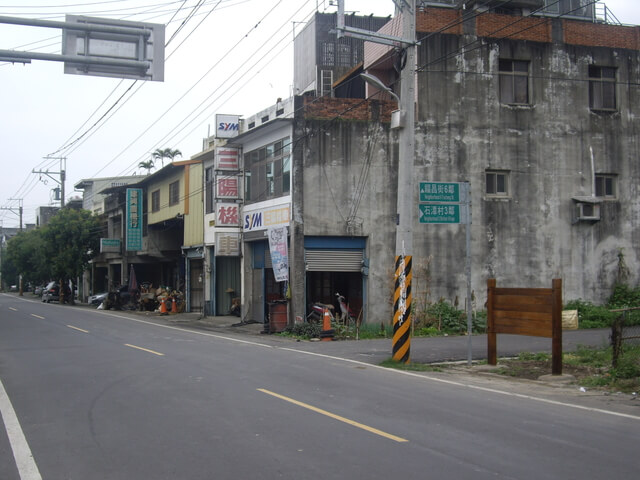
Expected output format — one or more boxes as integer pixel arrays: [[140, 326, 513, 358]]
[[152, 148, 182, 168], [138, 159, 155, 175]]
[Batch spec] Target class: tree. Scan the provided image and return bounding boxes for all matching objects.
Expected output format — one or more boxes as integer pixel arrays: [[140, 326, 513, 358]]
[[40, 208, 102, 303], [138, 159, 155, 175], [2, 229, 49, 289], [152, 147, 182, 167]]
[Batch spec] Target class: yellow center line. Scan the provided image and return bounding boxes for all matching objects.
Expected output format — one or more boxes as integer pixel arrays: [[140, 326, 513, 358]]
[[67, 325, 89, 333], [257, 389, 408, 443], [31, 314, 45, 319], [124, 344, 164, 356], [9, 307, 17, 311]]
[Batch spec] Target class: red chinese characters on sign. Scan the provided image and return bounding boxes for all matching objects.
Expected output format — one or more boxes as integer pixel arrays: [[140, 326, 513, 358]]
[[216, 147, 240, 170], [217, 203, 240, 226], [216, 176, 239, 198]]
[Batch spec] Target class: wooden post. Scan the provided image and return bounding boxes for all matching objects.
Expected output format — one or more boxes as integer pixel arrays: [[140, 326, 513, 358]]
[[551, 278, 563, 375], [487, 278, 497, 365]]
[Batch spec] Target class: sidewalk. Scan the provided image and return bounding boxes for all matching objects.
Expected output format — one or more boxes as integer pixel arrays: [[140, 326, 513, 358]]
[[107, 306, 613, 366]]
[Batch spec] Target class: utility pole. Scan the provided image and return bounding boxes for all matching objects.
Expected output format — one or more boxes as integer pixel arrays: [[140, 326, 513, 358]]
[[34, 156, 66, 207], [393, 0, 416, 364], [337, 0, 416, 363], [0, 198, 23, 231]]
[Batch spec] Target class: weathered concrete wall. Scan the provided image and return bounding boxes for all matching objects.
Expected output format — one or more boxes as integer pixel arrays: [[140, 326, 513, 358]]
[[299, 114, 397, 325], [297, 33, 639, 324], [415, 32, 640, 305]]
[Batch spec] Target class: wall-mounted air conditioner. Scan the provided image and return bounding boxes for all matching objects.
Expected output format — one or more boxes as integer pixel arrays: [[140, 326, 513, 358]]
[[572, 196, 601, 222]]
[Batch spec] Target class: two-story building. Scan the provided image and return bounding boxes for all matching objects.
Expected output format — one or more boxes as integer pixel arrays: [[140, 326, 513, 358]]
[[84, 160, 203, 311]]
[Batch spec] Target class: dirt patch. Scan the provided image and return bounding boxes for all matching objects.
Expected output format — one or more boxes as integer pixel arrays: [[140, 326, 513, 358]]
[[490, 359, 604, 382]]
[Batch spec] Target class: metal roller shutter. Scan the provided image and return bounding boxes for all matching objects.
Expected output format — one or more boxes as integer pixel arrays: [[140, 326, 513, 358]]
[[305, 249, 363, 272]]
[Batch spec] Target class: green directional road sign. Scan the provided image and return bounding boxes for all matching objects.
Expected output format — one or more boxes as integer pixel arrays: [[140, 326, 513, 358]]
[[419, 204, 462, 224], [419, 182, 460, 202]]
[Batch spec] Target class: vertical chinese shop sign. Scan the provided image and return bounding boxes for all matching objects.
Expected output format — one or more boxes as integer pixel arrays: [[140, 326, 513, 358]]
[[126, 188, 143, 251]]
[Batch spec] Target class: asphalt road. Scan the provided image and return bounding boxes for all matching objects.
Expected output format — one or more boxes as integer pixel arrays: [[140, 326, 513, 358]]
[[1, 293, 638, 479]]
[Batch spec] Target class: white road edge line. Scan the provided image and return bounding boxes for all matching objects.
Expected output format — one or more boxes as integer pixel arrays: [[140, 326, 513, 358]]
[[0, 378, 43, 480], [279, 348, 640, 421], [79, 306, 640, 422]]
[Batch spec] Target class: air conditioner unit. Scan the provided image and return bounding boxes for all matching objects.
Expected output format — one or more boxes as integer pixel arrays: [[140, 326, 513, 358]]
[[575, 202, 601, 221]]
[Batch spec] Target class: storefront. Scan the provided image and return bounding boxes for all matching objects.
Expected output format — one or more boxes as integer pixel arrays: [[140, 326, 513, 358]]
[[304, 236, 367, 322], [242, 201, 291, 324]]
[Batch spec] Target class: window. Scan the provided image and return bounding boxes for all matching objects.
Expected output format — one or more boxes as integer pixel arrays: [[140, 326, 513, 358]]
[[169, 181, 179, 206], [151, 189, 160, 212], [282, 155, 291, 194], [321, 42, 335, 66], [589, 66, 616, 111], [499, 59, 529, 105], [595, 174, 616, 198], [486, 170, 509, 197], [205, 167, 214, 214], [244, 137, 291, 203]]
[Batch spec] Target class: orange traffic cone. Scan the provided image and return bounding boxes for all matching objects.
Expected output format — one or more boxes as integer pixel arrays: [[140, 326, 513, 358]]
[[160, 297, 168, 315], [171, 297, 178, 314], [320, 308, 334, 341]]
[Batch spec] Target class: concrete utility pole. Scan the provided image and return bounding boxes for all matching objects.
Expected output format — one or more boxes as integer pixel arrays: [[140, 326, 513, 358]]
[[337, 0, 416, 362], [392, 0, 416, 364], [34, 157, 66, 207]]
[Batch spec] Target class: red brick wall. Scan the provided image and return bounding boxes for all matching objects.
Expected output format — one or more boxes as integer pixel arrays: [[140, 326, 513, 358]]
[[563, 21, 640, 50], [414, 7, 640, 52], [416, 8, 462, 35], [303, 97, 394, 123], [476, 13, 552, 42]]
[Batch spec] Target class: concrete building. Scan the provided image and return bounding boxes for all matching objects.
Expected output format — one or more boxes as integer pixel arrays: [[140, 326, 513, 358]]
[[74, 176, 140, 215], [85, 162, 201, 305], [234, 1, 640, 327]]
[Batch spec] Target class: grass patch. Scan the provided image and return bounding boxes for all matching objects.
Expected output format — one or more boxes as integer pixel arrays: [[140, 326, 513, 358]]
[[492, 346, 640, 393], [380, 358, 444, 373]]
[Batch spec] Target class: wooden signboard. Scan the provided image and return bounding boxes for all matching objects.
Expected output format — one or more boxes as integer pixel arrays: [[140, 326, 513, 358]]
[[487, 278, 563, 375]]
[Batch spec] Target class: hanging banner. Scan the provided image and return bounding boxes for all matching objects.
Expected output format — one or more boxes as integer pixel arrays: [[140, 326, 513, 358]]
[[267, 226, 289, 282]]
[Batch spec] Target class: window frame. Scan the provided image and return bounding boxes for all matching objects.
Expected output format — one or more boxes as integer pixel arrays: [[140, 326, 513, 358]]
[[499, 59, 530, 106], [244, 137, 291, 203], [169, 180, 180, 206], [205, 167, 214, 214], [151, 189, 160, 212], [485, 170, 510, 198], [595, 174, 616, 199], [589, 65, 617, 111]]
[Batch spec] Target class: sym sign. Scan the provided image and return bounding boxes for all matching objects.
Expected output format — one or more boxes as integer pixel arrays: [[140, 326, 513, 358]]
[[216, 114, 240, 138]]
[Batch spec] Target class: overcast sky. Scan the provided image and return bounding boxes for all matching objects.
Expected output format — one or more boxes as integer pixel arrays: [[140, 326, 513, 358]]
[[1, 0, 638, 229]]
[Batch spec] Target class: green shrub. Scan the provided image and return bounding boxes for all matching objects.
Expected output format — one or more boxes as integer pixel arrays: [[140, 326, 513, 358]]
[[611, 346, 640, 380], [357, 322, 393, 339], [608, 283, 640, 308], [284, 322, 321, 339], [564, 299, 616, 328]]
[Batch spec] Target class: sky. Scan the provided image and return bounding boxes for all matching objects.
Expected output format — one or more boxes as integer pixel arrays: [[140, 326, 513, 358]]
[[0, 0, 638, 229]]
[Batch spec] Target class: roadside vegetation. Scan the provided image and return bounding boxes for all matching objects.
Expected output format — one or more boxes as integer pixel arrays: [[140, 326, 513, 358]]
[[1, 208, 101, 293], [282, 280, 640, 393]]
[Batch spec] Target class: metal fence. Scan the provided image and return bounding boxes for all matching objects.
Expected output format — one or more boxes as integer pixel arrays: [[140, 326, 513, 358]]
[[610, 307, 640, 368]]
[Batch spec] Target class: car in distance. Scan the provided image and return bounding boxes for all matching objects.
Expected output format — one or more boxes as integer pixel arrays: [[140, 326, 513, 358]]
[[41, 281, 72, 303]]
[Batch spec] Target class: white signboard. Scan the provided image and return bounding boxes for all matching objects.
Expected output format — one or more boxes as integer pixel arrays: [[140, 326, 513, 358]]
[[216, 114, 240, 138]]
